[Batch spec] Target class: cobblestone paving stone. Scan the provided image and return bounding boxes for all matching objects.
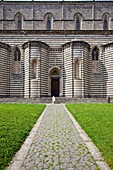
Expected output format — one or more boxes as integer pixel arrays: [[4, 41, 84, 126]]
[[20, 104, 99, 170]]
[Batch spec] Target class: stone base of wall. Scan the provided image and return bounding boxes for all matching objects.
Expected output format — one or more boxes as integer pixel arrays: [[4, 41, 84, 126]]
[[0, 97, 108, 104]]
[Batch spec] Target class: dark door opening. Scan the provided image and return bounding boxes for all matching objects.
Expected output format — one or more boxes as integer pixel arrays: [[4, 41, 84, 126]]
[[51, 78, 59, 97]]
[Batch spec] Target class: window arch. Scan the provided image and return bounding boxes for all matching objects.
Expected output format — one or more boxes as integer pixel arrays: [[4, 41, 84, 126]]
[[102, 13, 111, 30], [15, 12, 23, 30], [92, 47, 99, 61], [44, 13, 53, 30], [14, 47, 21, 74], [74, 13, 83, 30]]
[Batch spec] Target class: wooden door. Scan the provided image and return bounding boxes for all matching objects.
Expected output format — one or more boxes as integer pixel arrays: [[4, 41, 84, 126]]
[[51, 78, 59, 97]]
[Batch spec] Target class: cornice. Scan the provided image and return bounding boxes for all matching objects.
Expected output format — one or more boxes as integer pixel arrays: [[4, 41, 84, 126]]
[[23, 41, 50, 50], [63, 41, 90, 49], [1, 1, 113, 5], [72, 41, 90, 49], [0, 30, 113, 35]]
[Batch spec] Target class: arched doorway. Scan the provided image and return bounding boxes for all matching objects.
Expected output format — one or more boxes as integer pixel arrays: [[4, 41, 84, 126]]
[[51, 70, 60, 97], [48, 67, 63, 97]]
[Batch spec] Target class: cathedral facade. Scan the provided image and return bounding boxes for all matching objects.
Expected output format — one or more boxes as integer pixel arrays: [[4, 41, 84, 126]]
[[0, 1, 113, 98]]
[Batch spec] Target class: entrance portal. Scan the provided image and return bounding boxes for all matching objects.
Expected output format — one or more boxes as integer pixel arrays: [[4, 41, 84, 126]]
[[51, 70, 60, 97], [51, 78, 59, 97], [49, 67, 62, 97]]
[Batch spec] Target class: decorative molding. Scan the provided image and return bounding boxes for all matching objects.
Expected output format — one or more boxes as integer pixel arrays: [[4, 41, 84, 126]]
[[0, 42, 10, 50], [72, 41, 90, 49], [63, 43, 71, 49], [102, 42, 113, 48], [49, 48, 62, 51], [23, 41, 50, 50], [1, 1, 112, 5], [1, 30, 113, 35], [23, 42, 29, 49], [63, 41, 90, 49]]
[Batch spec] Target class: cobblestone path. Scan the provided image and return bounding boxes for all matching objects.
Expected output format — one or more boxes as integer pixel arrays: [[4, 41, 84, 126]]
[[21, 104, 99, 170]]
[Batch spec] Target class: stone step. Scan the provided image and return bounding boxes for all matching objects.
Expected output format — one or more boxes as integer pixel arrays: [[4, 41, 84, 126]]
[[0, 97, 108, 104]]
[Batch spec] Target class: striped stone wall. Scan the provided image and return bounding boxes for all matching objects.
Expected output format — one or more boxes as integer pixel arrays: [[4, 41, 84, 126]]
[[83, 44, 90, 97], [30, 42, 40, 98], [0, 30, 113, 98], [73, 44, 83, 97], [10, 47, 24, 97], [72, 42, 90, 98], [104, 43, 113, 97], [90, 73, 103, 97], [49, 48, 62, 68], [48, 48, 63, 96], [23, 41, 50, 98], [63, 43, 73, 97], [89, 47, 104, 98], [23, 44, 30, 98], [0, 42, 10, 97], [40, 46, 49, 97]]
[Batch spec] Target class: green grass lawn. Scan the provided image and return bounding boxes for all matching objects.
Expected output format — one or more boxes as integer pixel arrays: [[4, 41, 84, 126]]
[[66, 103, 113, 170], [0, 103, 46, 170]]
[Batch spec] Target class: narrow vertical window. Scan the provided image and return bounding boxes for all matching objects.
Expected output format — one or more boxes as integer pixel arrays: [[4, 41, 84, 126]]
[[76, 17, 80, 30], [102, 13, 111, 30], [75, 60, 79, 79], [92, 47, 99, 73], [44, 13, 53, 30], [32, 59, 37, 79], [14, 47, 21, 74], [92, 47, 99, 61], [47, 18, 51, 30], [104, 18, 108, 30], [18, 19, 22, 30], [14, 48, 20, 61], [15, 12, 23, 30]]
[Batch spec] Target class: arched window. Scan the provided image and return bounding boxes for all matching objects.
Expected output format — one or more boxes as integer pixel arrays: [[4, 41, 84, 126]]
[[74, 13, 82, 30], [47, 18, 51, 30], [92, 47, 99, 61], [102, 13, 111, 30], [14, 47, 20, 61], [92, 47, 99, 73], [14, 47, 21, 74], [15, 12, 23, 30], [104, 18, 108, 30], [76, 17, 80, 30], [44, 13, 53, 30]]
